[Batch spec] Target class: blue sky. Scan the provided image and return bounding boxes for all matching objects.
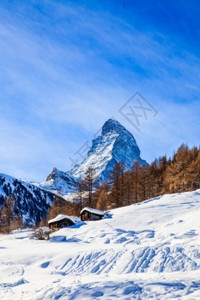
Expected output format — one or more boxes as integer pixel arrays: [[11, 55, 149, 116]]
[[0, 0, 200, 181]]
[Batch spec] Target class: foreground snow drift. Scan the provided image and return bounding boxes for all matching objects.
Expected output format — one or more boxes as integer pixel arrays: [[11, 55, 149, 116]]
[[1, 190, 200, 299]]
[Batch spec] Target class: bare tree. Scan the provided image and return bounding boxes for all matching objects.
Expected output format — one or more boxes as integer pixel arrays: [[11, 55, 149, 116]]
[[76, 179, 86, 209], [96, 183, 109, 211], [83, 167, 96, 207]]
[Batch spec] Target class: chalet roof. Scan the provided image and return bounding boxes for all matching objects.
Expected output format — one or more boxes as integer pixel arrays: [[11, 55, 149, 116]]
[[80, 207, 105, 216], [48, 214, 80, 225]]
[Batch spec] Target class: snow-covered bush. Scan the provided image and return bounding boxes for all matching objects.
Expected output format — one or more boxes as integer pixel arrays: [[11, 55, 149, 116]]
[[30, 227, 52, 240]]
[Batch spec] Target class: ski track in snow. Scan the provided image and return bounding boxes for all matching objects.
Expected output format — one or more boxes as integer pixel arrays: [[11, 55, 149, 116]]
[[1, 190, 200, 299]]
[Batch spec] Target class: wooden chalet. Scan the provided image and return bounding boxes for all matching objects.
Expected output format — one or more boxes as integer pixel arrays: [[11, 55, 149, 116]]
[[48, 214, 79, 230], [80, 207, 104, 221]]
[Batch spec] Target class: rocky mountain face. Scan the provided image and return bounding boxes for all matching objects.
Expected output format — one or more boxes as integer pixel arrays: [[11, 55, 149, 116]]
[[0, 173, 54, 226], [41, 168, 77, 195], [43, 119, 147, 194], [72, 119, 147, 181]]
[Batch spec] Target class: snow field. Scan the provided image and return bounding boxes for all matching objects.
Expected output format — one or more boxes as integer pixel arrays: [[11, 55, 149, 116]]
[[1, 190, 200, 299]]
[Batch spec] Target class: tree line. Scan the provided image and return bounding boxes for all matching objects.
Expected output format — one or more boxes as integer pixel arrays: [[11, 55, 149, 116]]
[[1, 143, 200, 232], [94, 144, 200, 210]]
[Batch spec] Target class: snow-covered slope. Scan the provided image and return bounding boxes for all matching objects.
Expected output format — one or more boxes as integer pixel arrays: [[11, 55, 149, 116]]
[[42, 119, 147, 194], [1, 190, 200, 299], [0, 173, 54, 225]]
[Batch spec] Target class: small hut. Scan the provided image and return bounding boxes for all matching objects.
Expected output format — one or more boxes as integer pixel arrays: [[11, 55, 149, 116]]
[[80, 207, 104, 221], [48, 214, 79, 230]]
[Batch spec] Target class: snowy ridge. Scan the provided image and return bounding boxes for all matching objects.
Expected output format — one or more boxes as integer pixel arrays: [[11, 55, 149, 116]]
[[1, 189, 200, 299], [40, 167, 77, 195], [71, 130, 119, 180]]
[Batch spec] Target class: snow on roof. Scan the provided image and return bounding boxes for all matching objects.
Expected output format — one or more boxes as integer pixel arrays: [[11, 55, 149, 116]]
[[80, 207, 105, 216], [48, 214, 80, 224]]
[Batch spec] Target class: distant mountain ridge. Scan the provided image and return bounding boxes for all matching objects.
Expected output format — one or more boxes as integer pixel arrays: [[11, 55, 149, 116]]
[[42, 168, 77, 195], [42, 119, 147, 194], [0, 173, 54, 226]]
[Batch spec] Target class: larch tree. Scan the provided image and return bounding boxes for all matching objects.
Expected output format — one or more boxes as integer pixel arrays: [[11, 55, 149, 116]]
[[109, 162, 125, 208], [83, 166, 96, 207], [96, 183, 109, 211]]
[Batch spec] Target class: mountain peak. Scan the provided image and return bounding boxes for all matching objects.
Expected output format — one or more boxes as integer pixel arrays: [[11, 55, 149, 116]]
[[46, 167, 60, 181], [102, 119, 125, 135]]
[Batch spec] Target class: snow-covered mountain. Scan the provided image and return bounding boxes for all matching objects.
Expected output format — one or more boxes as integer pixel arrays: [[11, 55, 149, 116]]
[[41, 167, 77, 195], [0, 119, 146, 224], [43, 119, 147, 194], [1, 189, 200, 299], [72, 119, 147, 181], [0, 173, 54, 225]]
